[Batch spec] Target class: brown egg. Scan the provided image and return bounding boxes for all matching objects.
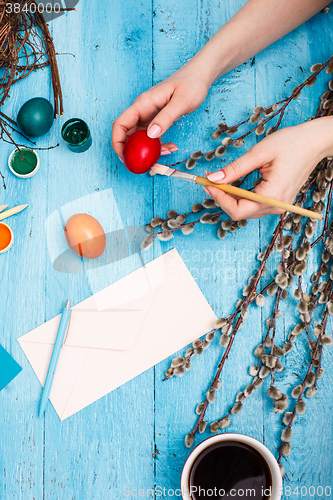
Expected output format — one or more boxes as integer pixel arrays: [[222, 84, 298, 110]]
[[64, 213, 106, 259]]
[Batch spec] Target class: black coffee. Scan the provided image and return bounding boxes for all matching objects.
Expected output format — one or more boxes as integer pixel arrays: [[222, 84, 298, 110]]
[[189, 441, 272, 500]]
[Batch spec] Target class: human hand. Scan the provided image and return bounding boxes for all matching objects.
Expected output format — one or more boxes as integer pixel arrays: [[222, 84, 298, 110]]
[[203, 117, 333, 220], [112, 65, 210, 160]]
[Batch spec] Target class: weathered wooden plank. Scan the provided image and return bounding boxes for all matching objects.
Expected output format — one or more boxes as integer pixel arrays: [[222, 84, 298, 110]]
[[41, 1, 156, 498], [256, 8, 333, 495], [0, 29, 52, 500], [152, 0, 265, 494]]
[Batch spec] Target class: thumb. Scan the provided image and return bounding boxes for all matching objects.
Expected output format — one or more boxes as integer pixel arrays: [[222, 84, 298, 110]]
[[207, 149, 268, 185], [147, 92, 189, 138]]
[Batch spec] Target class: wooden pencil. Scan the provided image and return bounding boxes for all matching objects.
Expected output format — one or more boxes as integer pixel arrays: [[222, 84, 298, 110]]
[[0, 204, 28, 222]]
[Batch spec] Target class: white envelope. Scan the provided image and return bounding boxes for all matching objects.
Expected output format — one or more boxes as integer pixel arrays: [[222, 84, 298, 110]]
[[18, 249, 217, 420]]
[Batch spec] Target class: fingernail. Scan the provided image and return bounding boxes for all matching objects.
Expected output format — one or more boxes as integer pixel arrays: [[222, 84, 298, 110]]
[[207, 170, 225, 183], [169, 147, 179, 152], [203, 187, 210, 195], [147, 124, 162, 138]]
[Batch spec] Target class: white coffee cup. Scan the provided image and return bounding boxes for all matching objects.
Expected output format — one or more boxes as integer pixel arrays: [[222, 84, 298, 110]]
[[181, 433, 282, 500]]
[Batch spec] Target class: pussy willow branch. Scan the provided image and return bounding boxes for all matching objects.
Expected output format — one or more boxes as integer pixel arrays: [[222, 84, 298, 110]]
[[165, 182, 319, 382], [167, 170, 323, 383], [206, 172, 333, 436], [164, 55, 333, 170], [214, 290, 286, 428], [147, 177, 249, 239], [159, 210, 225, 235], [268, 289, 282, 385], [311, 179, 333, 247], [298, 277, 312, 343], [156, 59, 333, 454], [189, 219, 285, 437], [314, 345, 323, 389], [208, 212, 332, 431], [277, 281, 333, 465], [170, 172, 317, 382], [188, 168, 331, 437], [162, 328, 219, 381]]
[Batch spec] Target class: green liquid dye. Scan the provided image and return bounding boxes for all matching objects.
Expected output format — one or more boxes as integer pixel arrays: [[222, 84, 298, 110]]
[[63, 122, 88, 145], [11, 149, 38, 175]]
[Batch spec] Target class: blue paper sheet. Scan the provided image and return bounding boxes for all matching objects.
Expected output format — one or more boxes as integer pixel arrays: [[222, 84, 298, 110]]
[[0, 344, 22, 391]]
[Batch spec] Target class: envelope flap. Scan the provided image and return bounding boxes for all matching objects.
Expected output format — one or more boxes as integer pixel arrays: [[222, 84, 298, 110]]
[[18, 315, 62, 345], [65, 288, 158, 351], [17, 286, 161, 350]]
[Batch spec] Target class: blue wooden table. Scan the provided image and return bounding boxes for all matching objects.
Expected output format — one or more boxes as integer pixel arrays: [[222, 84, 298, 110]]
[[1, 1, 333, 498]]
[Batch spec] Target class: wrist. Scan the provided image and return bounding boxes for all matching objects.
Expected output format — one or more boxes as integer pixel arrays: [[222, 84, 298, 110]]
[[186, 39, 239, 87], [303, 117, 333, 161]]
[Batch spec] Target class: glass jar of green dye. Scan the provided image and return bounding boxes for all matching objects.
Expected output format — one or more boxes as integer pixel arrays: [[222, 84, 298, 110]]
[[8, 147, 40, 178], [61, 118, 92, 153]]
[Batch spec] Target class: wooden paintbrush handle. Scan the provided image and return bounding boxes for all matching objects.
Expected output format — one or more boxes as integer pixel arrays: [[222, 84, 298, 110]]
[[0, 204, 28, 222], [196, 176, 322, 221]]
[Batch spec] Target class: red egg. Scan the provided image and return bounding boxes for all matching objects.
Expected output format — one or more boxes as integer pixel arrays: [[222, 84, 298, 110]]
[[64, 214, 106, 260], [123, 130, 161, 174]]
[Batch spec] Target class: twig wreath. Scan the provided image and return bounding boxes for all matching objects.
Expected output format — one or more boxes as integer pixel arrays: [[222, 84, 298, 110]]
[[142, 55, 333, 477], [0, 0, 73, 149]]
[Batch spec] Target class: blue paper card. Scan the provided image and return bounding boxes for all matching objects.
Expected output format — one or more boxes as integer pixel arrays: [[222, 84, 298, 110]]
[[0, 344, 22, 391]]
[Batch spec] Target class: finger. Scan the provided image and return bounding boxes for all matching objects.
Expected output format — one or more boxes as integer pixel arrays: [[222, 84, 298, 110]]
[[206, 149, 270, 185], [205, 170, 245, 203], [161, 142, 179, 155], [205, 186, 284, 220], [206, 186, 263, 220], [162, 142, 178, 151], [112, 107, 140, 157], [147, 90, 191, 138], [112, 96, 165, 157]]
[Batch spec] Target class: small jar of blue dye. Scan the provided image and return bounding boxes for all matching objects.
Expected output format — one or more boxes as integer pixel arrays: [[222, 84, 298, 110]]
[[61, 118, 92, 153]]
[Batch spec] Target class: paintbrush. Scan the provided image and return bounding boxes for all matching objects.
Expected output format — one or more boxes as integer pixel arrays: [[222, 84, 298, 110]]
[[151, 164, 323, 221], [0, 204, 28, 222], [0, 205, 8, 213]]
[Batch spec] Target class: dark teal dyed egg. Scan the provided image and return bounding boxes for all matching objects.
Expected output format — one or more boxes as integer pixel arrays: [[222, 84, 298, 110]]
[[17, 97, 54, 137]]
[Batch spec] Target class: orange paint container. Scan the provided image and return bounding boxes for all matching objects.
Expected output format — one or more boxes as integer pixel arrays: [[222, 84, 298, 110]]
[[0, 223, 13, 253]]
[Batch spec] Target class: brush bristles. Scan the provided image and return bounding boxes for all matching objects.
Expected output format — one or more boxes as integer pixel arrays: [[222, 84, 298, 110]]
[[151, 164, 171, 175]]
